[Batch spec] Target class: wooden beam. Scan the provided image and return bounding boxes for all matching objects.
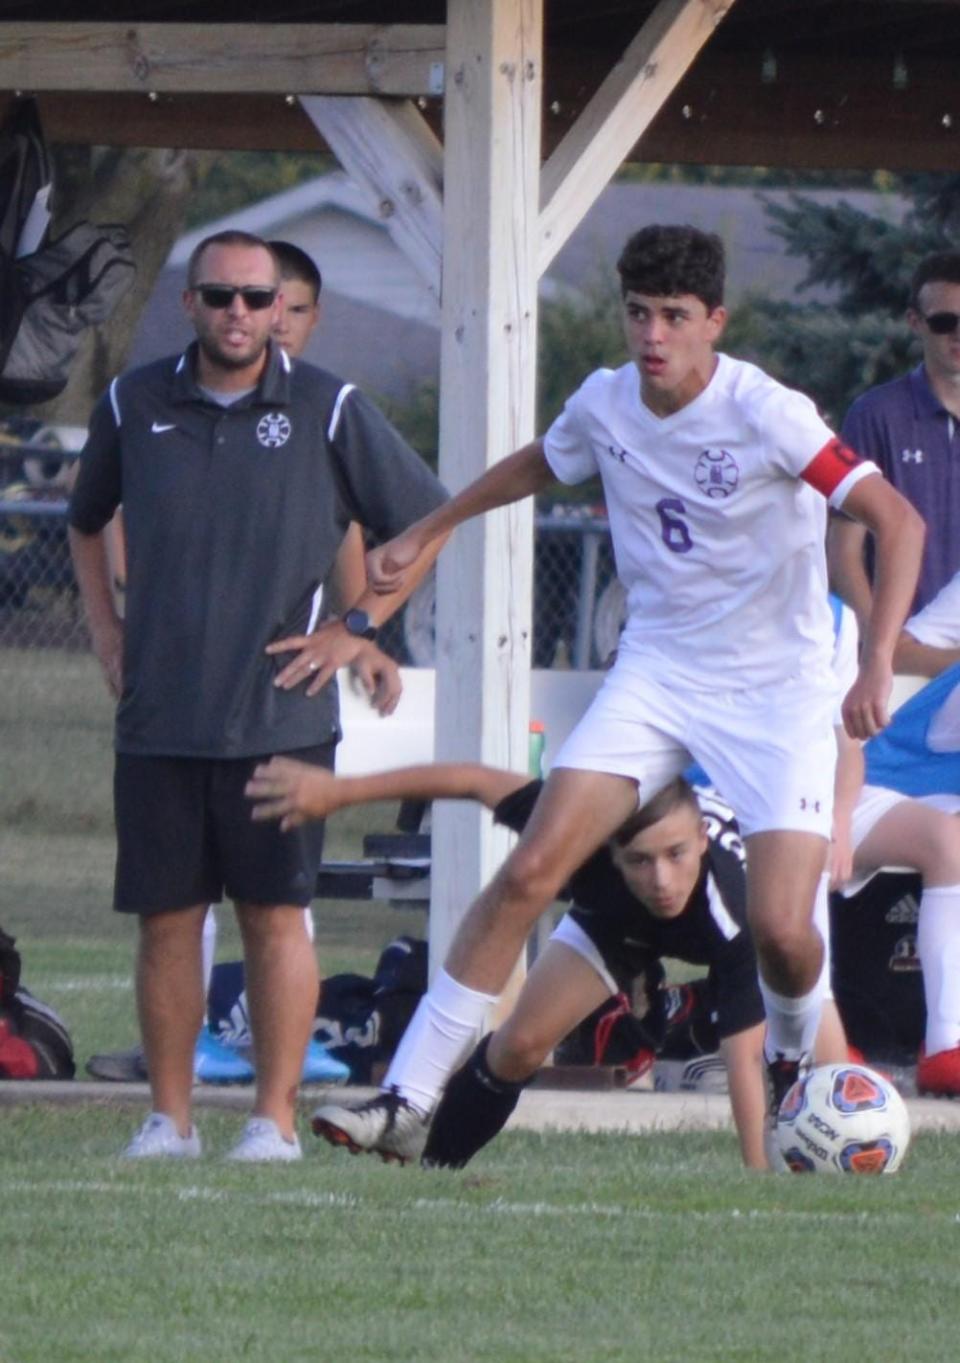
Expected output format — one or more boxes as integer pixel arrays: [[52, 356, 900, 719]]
[[0, 22, 445, 95], [538, 0, 738, 274], [300, 96, 443, 299], [11, 48, 960, 174], [429, 0, 543, 987], [635, 52, 960, 172], [15, 93, 330, 152]]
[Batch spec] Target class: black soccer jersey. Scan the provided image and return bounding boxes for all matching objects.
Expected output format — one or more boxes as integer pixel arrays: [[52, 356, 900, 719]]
[[492, 780, 764, 1040]]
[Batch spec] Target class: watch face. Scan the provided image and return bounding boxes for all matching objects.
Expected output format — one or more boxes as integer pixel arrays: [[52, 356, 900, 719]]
[[344, 608, 376, 640]]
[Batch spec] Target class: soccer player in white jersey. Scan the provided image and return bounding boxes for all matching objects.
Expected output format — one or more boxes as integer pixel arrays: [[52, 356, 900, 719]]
[[312, 224, 925, 1162]]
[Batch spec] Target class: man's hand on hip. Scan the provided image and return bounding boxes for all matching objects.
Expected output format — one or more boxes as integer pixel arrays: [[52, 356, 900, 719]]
[[267, 619, 368, 697]]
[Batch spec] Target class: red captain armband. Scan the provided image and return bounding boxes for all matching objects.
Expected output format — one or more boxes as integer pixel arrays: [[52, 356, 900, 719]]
[[800, 438, 865, 498]]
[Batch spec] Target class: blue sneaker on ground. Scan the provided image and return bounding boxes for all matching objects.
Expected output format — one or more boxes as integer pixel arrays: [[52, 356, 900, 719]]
[[194, 1027, 255, 1085], [301, 1038, 350, 1085]]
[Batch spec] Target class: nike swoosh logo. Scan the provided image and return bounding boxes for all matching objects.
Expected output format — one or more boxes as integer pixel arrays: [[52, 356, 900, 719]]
[[151, 421, 175, 434]]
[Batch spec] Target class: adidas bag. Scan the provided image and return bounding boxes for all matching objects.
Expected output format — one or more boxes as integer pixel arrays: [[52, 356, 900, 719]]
[[830, 872, 925, 1065]]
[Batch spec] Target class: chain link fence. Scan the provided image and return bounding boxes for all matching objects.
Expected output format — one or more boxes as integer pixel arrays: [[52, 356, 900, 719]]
[[0, 424, 87, 652], [0, 426, 625, 668]]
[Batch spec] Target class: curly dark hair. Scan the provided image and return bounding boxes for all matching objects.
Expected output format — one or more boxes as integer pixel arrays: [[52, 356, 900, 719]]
[[616, 225, 725, 311]]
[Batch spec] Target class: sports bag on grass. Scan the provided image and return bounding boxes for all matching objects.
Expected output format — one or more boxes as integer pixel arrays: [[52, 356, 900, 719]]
[[0, 926, 75, 1079]]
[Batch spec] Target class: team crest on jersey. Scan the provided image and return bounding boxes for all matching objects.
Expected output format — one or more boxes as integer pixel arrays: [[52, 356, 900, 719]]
[[256, 412, 291, 448], [694, 449, 739, 498]]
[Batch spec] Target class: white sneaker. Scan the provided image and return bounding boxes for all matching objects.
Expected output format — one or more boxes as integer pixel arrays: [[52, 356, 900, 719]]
[[226, 1116, 302, 1163], [122, 1112, 201, 1160]]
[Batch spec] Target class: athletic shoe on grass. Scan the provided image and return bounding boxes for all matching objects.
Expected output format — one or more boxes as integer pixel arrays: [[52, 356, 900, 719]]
[[86, 1042, 148, 1082], [763, 1052, 808, 1173], [301, 1038, 351, 1085], [193, 1028, 255, 1084], [917, 1044, 960, 1098], [226, 1117, 302, 1163], [312, 1088, 428, 1164], [123, 1112, 201, 1159]]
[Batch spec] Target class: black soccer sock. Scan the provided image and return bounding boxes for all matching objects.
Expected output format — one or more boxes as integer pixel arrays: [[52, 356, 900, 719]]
[[421, 1033, 528, 1169]]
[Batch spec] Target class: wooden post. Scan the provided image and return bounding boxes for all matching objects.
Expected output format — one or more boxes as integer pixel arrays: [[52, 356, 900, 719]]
[[299, 96, 444, 301], [428, 0, 543, 1001]]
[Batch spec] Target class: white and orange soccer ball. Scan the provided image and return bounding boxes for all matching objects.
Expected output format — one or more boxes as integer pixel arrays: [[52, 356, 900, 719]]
[[775, 1062, 911, 1174]]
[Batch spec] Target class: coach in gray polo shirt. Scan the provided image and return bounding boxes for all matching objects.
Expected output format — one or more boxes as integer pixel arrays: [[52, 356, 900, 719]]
[[68, 229, 447, 1163]]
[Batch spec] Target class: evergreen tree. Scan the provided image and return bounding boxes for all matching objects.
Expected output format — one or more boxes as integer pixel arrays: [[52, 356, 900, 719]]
[[725, 175, 960, 425]]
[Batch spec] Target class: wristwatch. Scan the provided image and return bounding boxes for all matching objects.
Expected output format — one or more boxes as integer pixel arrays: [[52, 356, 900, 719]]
[[342, 607, 377, 641]]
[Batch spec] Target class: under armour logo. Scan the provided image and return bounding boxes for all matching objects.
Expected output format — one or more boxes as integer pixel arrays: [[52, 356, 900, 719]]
[[607, 445, 627, 463], [900, 447, 924, 464], [799, 798, 821, 813]]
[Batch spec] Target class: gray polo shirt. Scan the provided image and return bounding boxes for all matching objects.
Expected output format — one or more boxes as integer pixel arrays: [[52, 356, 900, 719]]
[[68, 341, 447, 758], [842, 364, 960, 611]]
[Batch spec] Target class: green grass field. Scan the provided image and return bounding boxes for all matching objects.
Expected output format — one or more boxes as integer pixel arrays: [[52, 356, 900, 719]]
[[2, 648, 960, 1362], [3, 1109, 958, 1363]]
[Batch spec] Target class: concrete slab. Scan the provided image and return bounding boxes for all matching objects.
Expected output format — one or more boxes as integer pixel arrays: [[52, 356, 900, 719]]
[[3, 1080, 960, 1135]]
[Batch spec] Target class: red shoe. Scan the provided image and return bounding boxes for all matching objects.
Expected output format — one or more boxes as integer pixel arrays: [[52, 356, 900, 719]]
[[917, 1045, 960, 1098]]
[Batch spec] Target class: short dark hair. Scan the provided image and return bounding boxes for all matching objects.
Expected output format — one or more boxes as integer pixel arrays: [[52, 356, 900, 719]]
[[616, 225, 725, 311], [909, 251, 960, 310], [269, 240, 322, 301], [612, 777, 701, 848], [186, 230, 279, 288]]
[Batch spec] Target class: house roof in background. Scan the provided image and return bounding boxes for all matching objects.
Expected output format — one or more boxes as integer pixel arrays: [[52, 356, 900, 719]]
[[130, 170, 906, 401]]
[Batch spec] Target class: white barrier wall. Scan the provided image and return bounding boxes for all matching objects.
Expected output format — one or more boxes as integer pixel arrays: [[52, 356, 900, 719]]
[[335, 667, 607, 777], [336, 668, 929, 778]]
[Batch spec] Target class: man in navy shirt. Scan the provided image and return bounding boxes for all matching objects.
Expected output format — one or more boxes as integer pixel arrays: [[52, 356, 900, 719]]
[[830, 251, 960, 623]]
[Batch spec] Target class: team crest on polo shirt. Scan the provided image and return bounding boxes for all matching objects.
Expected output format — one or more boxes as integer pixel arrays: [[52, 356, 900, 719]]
[[256, 412, 291, 448], [694, 448, 739, 498]]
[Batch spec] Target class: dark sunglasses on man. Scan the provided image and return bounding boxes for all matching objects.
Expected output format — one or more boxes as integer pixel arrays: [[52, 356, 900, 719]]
[[922, 310, 960, 335], [194, 284, 278, 311]]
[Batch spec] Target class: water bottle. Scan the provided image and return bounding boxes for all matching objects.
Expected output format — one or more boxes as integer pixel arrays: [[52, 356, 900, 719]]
[[528, 720, 545, 779]]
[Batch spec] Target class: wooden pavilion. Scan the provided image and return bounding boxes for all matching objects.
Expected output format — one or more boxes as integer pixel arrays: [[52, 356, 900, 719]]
[[2, 0, 958, 970]]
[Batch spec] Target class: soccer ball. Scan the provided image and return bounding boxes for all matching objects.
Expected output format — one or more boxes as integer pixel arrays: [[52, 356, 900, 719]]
[[775, 1062, 911, 1174]]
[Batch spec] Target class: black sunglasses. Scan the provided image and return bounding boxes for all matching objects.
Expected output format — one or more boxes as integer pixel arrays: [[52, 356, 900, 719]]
[[923, 311, 960, 335], [194, 284, 278, 311]]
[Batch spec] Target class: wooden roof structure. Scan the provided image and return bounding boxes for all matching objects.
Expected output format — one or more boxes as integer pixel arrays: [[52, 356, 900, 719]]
[[3, 1, 960, 171], [4, 0, 958, 978]]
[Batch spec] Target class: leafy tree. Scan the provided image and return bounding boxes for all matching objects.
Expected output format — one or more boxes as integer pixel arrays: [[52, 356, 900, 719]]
[[184, 151, 334, 228], [383, 278, 626, 500], [536, 274, 625, 429], [28, 147, 216, 426]]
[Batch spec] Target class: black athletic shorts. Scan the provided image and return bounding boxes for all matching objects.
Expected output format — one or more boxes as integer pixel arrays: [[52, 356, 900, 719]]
[[113, 743, 336, 915]]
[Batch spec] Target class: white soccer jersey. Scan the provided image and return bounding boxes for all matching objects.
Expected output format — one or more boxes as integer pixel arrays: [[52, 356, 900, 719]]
[[543, 353, 877, 691], [831, 601, 859, 723], [905, 571, 960, 648]]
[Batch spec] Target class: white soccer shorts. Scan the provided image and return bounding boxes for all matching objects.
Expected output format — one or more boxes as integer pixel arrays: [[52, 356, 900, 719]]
[[552, 651, 835, 839]]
